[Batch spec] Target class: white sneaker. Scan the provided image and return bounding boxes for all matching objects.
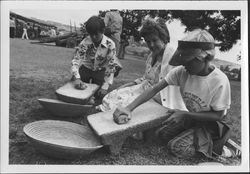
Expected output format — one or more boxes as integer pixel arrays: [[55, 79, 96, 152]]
[[221, 146, 233, 157], [225, 139, 241, 157]]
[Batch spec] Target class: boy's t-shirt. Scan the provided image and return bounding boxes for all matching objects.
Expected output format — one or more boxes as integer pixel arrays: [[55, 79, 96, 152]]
[[165, 66, 231, 114]]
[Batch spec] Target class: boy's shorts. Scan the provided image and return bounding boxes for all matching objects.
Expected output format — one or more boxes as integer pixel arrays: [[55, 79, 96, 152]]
[[79, 65, 105, 86]]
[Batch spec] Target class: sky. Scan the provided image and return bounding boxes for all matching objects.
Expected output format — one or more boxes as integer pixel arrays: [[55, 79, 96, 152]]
[[11, 9, 241, 65]]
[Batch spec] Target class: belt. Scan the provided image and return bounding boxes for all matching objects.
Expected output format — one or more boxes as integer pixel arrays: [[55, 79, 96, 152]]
[[82, 65, 105, 71]]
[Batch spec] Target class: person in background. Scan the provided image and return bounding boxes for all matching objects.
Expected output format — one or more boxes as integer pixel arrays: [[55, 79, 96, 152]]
[[34, 24, 39, 39], [113, 29, 231, 159], [104, 9, 123, 77], [21, 23, 29, 40], [50, 27, 57, 37], [71, 16, 121, 100], [104, 9, 123, 58], [40, 30, 46, 37], [117, 30, 129, 60], [37, 26, 41, 39], [10, 17, 16, 38]]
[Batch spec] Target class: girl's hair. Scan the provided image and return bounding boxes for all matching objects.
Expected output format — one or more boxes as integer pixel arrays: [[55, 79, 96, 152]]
[[183, 28, 216, 61], [85, 16, 105, 35], [139, 17, 170, 44]]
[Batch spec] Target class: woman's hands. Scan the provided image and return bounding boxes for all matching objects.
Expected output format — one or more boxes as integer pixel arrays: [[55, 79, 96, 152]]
[[113, 106, 132, 124], [74, 79, 87, 90]]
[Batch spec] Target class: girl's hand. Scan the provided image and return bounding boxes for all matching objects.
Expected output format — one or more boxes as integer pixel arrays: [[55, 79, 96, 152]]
[[74, 79, 87, 90], [162, 109, 187, 125], [113, 106, 132, 124]]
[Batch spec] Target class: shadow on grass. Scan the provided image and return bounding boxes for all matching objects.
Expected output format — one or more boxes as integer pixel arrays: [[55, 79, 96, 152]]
[[30, 42, 59, 47]]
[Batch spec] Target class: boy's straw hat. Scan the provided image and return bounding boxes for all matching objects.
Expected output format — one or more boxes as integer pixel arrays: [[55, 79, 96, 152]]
[[169, 29, 216, 66]]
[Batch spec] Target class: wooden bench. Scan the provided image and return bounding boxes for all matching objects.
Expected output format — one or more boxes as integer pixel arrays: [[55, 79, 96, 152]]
[[87, 100, 170, 154]]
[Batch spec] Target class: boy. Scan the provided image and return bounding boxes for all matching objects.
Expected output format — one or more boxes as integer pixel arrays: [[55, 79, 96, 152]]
[[113, 29, 231, 158], [71, 16, 121, 99]]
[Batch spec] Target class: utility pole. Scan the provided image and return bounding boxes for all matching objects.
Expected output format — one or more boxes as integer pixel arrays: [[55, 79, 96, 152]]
[[74, 22, 77, 32], [70, 19, 72, 33]]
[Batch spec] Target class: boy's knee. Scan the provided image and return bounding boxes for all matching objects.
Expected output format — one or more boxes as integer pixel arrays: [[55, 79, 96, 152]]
[[166, 129, 196, 158], [156, 122, 186, 143], [167, 138, 196, 158], [158, 130, 175, 143], [167, 138, 175, 154]]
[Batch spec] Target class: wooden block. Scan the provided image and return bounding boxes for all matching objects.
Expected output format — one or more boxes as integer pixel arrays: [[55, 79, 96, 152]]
[[87, 100, 170, 153], [55, 82, 99, 104], [38, 98, 93, 117]]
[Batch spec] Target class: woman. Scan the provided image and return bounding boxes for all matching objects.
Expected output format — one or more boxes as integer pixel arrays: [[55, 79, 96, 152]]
[[98, 17, 186, 112], [113, 29, 231, 158]]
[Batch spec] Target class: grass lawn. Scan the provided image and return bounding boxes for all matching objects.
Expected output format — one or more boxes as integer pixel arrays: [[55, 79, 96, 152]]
[[9, 39, 241, 165]]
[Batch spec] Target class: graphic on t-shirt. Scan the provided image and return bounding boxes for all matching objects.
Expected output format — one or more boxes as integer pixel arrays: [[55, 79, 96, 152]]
[[183, 92, 207, 112]]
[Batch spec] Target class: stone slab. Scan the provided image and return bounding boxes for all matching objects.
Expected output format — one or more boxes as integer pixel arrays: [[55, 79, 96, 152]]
[[55, 82, 99, 104], [87, 100, 170, 153]]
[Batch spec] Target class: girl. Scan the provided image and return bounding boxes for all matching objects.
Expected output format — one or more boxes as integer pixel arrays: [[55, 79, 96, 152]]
[[113, 29, 231, 158]]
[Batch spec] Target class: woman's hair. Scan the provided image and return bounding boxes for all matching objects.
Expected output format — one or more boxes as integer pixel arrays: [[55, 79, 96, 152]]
[[85, 16, 105, 35], [139, 17, 170, 44]]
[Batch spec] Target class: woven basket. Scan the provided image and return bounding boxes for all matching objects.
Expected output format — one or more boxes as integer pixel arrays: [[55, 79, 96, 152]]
[[23, 120, 103, 159], [38, 98, 92, 117]]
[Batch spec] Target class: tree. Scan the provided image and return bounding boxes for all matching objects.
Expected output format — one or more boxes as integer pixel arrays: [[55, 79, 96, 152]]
[[237, 68, 241, 81], [237, 51, 241, 61], [231, 68, 239, 74], [98, 10, 240, 52], [224, 65, 230, 72], [170, 10, 240, 51]]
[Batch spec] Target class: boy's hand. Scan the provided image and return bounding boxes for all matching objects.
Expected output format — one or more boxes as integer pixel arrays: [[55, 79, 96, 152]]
[[114, 66, 122, 77], [74, 79, 87, 90], [97, 88, 108, 98], [113, 106, 131, 124]]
